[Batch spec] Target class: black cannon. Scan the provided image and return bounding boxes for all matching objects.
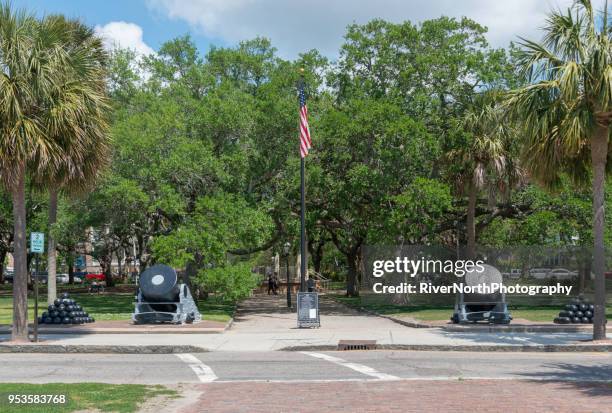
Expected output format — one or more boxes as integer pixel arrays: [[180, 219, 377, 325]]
[[132, 264, 201, 324], [451, 264, 512, 324]]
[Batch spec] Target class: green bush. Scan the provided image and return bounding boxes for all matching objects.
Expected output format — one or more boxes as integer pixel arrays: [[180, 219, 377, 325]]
[[195, 263, 260, 301]]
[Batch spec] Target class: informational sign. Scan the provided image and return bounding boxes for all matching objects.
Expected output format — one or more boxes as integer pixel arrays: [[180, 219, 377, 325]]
[[30, 232, 44, 254], [297, 292, 320, 328]]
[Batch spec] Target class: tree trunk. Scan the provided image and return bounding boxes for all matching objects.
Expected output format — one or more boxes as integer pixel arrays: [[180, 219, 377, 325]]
[[101, 252, 114, 287], [11, 163, 28, 342], [579, 256, 590, 295], [346, 250, 359, 297], [116, 249, 123, 282], [591, 124, 608, 341], [47, 189, 58, 306], [466, 181, 477, 259], [68, 258, 74, 285], [0, 249, 6, 284], [312, 249, 323, 274]]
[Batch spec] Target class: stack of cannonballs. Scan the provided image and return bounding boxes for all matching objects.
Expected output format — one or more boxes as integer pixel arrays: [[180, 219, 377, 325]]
[[553, 297, 594, 324], [39, 293, 95, 325]]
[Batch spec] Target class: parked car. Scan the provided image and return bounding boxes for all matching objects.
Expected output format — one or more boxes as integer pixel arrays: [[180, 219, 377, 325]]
[[528, 268, 552, 279], [501, 269, 522, 279], [546, 268, 578, 280], [3, 272, 13, 284], [31, 271, 48, 284], [57, 273, 83, 284], [85, 273, 105, 281]]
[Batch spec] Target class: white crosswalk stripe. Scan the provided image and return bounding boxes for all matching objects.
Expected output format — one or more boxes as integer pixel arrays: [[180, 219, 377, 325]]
[[301, 351, 400, 381], [175, 353, 218, 383]]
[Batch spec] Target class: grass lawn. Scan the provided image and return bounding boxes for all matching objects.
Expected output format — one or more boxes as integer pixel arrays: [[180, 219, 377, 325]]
[[0, 293, 234, 324], [335, 295, 612, 322], [0, 383, 176, 413]]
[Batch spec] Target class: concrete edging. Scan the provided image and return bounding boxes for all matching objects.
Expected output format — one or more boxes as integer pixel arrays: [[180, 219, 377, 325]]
[[350, 303, 593, 334], [0, 318, 233, 335], [281, 344, 612, 352], [0, 344, 209, 354]]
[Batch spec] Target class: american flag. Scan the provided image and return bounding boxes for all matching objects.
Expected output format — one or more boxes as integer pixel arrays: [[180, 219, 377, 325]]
[[298, 82, 312, 158]]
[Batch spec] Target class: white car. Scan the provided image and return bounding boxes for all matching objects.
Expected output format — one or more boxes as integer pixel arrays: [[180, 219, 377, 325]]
[[528, 268, 552, 279], [501, 269, 522, 279], [56, 274, 83, 284], [546, 268, 578, 280]]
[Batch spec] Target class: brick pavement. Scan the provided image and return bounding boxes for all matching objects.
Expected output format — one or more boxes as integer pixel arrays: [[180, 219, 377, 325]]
[[178, 379, 612, 413]]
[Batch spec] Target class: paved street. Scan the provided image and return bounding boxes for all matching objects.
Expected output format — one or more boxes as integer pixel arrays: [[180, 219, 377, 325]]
[[1, 351, 610, 412], [0, 351, 609, 384]]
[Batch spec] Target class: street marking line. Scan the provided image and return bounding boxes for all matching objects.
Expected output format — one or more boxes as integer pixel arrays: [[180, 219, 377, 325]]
[[175, 353, 218, 383], [301, 351, 400, 381]]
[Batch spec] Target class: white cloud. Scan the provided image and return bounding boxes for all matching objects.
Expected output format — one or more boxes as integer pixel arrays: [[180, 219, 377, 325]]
[[94, 21, 155, 56], [146, 0, 602, 58]]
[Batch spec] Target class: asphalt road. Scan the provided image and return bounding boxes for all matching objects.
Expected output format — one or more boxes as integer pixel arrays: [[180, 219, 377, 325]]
[[0, 351, 610, 384]]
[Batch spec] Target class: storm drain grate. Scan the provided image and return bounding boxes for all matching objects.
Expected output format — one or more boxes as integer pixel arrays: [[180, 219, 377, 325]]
[[337, 340, 377, 351]]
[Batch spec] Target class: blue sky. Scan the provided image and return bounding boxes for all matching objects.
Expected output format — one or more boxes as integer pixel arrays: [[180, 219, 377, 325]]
[[14, 0, 595, 60], [14, 0, 225, 52]]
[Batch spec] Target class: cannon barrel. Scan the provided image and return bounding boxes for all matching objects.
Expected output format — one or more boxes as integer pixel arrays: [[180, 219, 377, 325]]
[[139, 264, 180, 302], [463, 263, 503, 303]]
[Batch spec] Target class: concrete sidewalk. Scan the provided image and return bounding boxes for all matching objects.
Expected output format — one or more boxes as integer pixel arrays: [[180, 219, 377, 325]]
[[0, 295, 610, 352]]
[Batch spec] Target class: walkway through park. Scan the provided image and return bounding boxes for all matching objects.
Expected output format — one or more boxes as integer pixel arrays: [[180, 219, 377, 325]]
[[5, 292, 609, 351]]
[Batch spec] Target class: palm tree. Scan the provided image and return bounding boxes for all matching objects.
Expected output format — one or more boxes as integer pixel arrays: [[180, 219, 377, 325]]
[[507, 0, 611, 340], [0, 4, 106, 341], [34, 16, 110, 306], [448, 91, 520, 259]]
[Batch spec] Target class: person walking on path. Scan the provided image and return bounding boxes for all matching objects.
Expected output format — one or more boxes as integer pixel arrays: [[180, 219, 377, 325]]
[[267, 272, 276, 295]]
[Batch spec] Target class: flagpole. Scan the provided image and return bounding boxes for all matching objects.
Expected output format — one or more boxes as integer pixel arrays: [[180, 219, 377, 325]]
[[299, 70, 307, 293], [300, 155, 306, 292]]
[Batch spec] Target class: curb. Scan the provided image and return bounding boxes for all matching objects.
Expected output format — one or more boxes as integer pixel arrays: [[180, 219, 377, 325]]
[[0, 328, 226, 335], [281, 344, 612, 352], [0, 344, 209, 354], [347, 302, 594, 334], [0, 319, 233, 335]]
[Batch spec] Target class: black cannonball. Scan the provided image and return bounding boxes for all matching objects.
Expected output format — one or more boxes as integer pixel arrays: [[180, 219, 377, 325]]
[[558, 310, 571, 318], [581, 317, 590, 323], [53, 317, 61, 324], [54, 299, 61, 307], [572, 317, 581, 324], [575, 311, 584, 317], [585, 311, 593, 318]]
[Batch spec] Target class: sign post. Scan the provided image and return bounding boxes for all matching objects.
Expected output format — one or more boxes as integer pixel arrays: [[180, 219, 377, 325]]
[[30, 232, 44, 342], [297, 291, 320, 328]]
